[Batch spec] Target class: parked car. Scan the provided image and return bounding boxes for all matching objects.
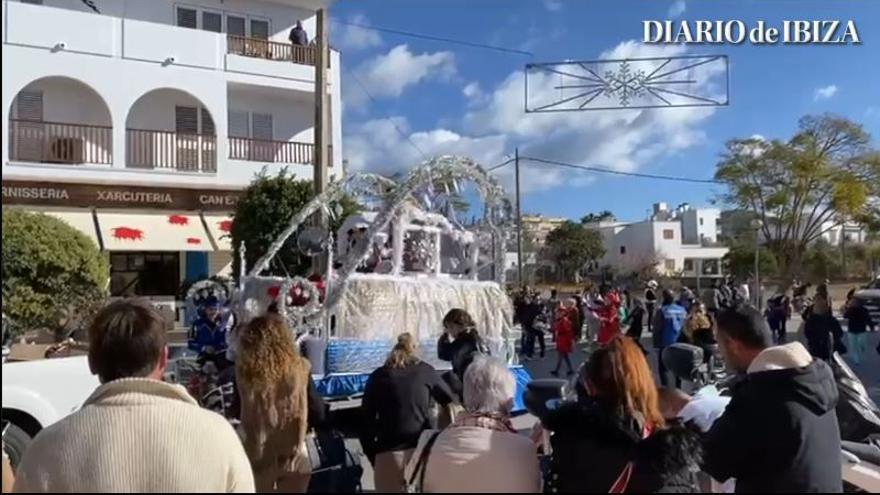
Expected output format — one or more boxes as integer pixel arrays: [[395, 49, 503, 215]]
[[854, 276, 880, 326], [1, 355, 98, 468], [1, 344, 192, 468]]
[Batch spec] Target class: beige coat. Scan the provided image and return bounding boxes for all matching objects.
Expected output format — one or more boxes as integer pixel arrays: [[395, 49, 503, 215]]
[[12, 378, 254, 493], [418, 426, 541, 493]]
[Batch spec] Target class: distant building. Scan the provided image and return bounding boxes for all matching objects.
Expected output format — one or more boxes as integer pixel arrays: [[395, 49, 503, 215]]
[[720, 209, 868, 247], [585, 203, 728, 279], [521, 214, 568, 247]]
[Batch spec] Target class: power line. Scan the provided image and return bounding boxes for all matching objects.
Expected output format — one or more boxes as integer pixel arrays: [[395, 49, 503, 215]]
[[331, 18, 533, 57], [522, 156, 721, 184], [487, 157, 516, 172], [342, 64, 428, 161]]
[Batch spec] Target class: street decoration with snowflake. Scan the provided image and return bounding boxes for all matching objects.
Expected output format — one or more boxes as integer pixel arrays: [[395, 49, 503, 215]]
[[526, 54, 729, 112]]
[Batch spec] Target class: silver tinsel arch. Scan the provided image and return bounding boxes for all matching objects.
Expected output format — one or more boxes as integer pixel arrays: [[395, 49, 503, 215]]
[[237, 156, 515, 354]]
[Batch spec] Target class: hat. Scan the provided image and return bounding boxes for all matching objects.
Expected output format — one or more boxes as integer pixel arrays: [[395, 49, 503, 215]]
[[647, 280, 659, 289], [204, 296, 221, 308]]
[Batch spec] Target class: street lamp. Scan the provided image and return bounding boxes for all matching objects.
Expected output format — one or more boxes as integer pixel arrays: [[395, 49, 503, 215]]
[[751, 218, 763, 309]]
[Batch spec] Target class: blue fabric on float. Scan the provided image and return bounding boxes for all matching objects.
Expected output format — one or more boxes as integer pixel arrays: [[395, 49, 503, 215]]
[[313, 365, 533, 413]]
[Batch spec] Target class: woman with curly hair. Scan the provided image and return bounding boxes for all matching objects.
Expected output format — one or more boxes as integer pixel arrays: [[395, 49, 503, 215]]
[[236, 314, 326, 493]]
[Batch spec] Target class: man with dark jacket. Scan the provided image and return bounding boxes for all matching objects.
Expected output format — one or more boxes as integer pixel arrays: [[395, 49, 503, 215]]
[[289, 21, 308, 46], [704, 305, 842, 493]]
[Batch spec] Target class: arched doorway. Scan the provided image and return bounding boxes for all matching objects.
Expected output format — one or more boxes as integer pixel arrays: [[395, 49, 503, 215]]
[[126, 88, 216, 173], [8, 76, 112, 165]]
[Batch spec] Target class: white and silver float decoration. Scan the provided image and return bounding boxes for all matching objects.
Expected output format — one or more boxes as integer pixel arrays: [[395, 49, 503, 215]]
[[236, 155, 516, 374]]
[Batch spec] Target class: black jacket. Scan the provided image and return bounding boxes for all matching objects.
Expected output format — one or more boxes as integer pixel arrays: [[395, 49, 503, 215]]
[[804, 313, 845, 361], [359, 361, 453, 462], [542, 400, 702, 493], [703, 360, 842, 493], [437, 331, 486, 398], [845, 304, 875, 334]]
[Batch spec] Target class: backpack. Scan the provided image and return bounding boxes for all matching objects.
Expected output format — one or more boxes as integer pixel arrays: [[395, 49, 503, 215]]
[[306, 428, 363, 493]]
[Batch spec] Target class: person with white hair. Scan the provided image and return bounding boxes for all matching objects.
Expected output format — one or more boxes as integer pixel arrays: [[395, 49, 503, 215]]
[[408, 356, 540, 493]]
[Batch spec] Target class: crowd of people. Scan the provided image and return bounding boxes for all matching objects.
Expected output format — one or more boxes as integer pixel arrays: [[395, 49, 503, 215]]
[[2, 274, 875, 493]]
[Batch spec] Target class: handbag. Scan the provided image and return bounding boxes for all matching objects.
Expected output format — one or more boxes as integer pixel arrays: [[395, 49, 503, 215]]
[[608, 462, 634, 493], [405, 430, 441, 493]]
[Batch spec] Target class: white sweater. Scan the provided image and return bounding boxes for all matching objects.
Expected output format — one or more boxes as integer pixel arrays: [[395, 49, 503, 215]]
[[13, 378, 255, 493]]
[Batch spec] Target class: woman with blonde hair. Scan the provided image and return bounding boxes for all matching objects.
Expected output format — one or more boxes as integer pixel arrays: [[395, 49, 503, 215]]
[[541, 336, 701, 492], [236, 314, 326, 493], [360, 333, 454, 493]]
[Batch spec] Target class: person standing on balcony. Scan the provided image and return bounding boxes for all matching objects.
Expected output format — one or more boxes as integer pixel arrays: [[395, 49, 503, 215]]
[[289, 21, 309, 46]]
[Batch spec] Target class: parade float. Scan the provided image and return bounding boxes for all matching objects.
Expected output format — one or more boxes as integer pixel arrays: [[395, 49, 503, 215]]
[[233, 155, 530, 407]]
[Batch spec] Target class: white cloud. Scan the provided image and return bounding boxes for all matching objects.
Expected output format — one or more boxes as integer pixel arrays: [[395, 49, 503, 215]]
[[462, 82, 487, 106], [814, 84, 838, 101], [667, 0, 686, 18], [543, 0, 563, 11], [344, 40, 721, 193], [334, 13, 383, 52], [346, 44, 456, 108]]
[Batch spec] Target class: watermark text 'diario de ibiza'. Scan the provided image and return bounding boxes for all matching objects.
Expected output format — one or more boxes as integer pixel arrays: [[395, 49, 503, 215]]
[[644, 20, 860, 45]]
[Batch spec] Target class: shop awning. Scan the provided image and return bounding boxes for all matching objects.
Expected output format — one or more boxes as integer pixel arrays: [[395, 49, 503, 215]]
[[95, 211, 213, 251], [38, 209, 101, 247], [202, 213, 234, 251]]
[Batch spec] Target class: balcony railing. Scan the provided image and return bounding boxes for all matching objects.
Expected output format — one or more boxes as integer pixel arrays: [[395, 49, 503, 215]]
[[229, 137, 331, 166], [227, 35, 329, 67], [126, 129, 216, 173], [9, 119, 112, 165]]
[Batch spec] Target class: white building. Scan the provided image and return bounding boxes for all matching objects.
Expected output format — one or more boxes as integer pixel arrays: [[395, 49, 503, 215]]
[[2, 0, 342, 304], [653, 202, 720, 245], [585, 216, 728, 279]]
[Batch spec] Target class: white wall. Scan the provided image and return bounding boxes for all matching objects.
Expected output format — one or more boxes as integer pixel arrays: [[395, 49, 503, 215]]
[[227, 86, 313, 141], [126, 89, 208, 131], [3, 0, 343, 188], [13, 77, 112, 126], [5, 1, 117, 56]]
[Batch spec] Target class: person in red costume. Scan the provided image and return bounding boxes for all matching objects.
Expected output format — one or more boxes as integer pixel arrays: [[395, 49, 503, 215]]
[[597, 286, 622, 345], [551, 299, 578, 376]]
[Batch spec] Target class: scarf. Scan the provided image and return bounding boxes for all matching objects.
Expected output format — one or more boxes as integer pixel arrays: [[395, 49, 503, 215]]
[[452, 411, 517, 434]]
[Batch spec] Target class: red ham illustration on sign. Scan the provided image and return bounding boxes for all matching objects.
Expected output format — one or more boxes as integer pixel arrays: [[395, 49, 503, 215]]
[[112, 227, 144, 241], [186, 238, 202, 245], [218, 220, 233, 232], [168, 215, 189, 226]]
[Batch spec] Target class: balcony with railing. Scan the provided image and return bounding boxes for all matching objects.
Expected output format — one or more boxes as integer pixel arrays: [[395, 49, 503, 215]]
[[9, 119, 113, 165], [126, 129, 216, 173], [228, 137, 331, 166], [227, 35, 323, 66]]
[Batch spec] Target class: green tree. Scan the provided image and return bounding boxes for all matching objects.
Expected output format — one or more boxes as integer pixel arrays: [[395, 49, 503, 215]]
[[231, 170, 360, 279], [722, 244, 779, 281], [580, 210, 616, 224], [544, 221, 605, 282], [2, 210, 109, 341], [715, 114, 879, 283]]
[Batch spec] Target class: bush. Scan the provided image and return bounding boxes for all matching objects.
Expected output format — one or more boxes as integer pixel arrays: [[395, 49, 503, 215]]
[[2, 210, 109, 341], [231, 170, 360, 279]]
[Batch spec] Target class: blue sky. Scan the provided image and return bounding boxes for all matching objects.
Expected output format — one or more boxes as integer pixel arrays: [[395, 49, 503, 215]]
[[330, 0, 880, 222]]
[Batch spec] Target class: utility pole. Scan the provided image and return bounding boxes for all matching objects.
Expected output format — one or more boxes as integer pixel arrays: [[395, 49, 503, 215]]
[[312, 8, 329, 274], [515, 148, 523, 287], [840, 220, 847, 279]]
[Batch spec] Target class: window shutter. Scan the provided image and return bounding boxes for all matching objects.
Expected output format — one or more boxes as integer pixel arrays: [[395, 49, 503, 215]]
[[250, 19, 269, 40], [175, 106, 198, 134], [176, 7, 197, 28], [228, 110, 249, 138], [16, 91, 43, 121], [227, 16, 246, 36], [251, 113, 273, 140], [200, 108, 215, 135], [202, 11, 222, 33]]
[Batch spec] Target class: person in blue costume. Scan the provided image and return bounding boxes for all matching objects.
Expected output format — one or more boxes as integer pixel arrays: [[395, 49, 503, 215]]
[[188, 296, 231, 366]]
